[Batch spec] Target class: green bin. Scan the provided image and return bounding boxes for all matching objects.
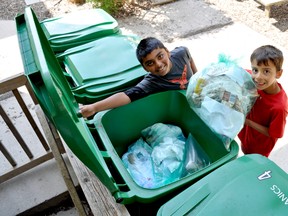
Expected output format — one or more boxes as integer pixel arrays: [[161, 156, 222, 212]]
[[93, 90, 239, 204], [40, 8, 120, 52], [157, 154, 288, 216], [57, 34, 147, 104]]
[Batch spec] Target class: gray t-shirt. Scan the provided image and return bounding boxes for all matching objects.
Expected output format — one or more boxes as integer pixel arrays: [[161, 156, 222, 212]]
[[125, 46, 193, 101]]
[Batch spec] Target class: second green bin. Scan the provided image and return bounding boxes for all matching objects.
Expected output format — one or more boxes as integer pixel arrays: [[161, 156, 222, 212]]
[[157, 154, 288, 216], [57, 34, 147, 104], [41, 8, 120, 52]]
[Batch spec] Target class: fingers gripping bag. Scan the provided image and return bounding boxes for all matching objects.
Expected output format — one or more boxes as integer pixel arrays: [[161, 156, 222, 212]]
[[186, 54, 258, 149]]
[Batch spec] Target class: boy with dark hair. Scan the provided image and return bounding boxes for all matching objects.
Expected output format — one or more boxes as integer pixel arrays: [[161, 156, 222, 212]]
[[238, 45, 288, 157], [79, 37, 197, 118]]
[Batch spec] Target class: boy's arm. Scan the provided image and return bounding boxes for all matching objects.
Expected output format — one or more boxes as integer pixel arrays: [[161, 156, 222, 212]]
[[245, 119, 270, 137], [190, 57, 198, 74], [79, 92, 131, 118]]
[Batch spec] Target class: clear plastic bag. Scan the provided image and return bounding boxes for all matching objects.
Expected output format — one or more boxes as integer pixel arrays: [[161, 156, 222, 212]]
[[122, 124, 214, 188], [186, 54, 258, 149], [141, 123, 185, 148], [122, 138, 155, 188], [184, 133, 211, 174], [122, 123, 187, 188], [151, 135, 186, 187]]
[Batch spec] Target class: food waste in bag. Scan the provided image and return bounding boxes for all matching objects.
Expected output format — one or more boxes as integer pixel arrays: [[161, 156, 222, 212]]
[[186, 54, 258, 149], [122, 123, 211, 189]]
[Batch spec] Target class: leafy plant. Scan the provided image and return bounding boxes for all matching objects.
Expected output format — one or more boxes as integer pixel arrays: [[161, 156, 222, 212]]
[[88, 0, 125, 15]]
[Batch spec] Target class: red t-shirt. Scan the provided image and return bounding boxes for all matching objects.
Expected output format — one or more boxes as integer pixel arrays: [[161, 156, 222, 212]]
[[238, 83, 288, 157]]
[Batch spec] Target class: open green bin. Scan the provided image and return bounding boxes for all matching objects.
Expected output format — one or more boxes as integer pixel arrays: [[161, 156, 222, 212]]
[[157, 154, 288, 216], [93, 90, 239, 204], [40, 8, 120, 52]]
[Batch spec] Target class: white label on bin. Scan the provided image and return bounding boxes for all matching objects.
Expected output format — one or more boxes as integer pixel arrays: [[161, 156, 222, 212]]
[[270, 185, 288, 205], [258, 170, 272, 180]]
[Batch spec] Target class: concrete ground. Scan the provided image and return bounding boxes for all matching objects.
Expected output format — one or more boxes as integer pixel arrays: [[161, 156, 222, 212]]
[[0, 0, 287, 215]]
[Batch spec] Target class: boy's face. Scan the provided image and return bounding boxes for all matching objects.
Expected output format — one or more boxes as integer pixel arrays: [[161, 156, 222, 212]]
[[141, 48, 172, 76], [251, 59, 282, 94]]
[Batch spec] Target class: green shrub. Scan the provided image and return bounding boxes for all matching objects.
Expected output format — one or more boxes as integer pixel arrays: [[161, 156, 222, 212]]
[[88, 0, 125, 15]]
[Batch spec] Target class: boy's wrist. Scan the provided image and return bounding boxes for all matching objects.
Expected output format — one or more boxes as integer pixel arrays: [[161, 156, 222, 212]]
[[245, 119, 251, 126], [92, 103, 98, 114]]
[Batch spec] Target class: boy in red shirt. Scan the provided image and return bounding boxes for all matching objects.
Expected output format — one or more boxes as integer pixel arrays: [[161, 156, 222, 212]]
[[238, 45, 288, 157]]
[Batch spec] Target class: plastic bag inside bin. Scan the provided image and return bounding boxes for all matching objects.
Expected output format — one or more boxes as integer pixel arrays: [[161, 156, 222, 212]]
[[184, 133, 211, 174], [122, 123, 211, 189], [186, 54, 258, 149]]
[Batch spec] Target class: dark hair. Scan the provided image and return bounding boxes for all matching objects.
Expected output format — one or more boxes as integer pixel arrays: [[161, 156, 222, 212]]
[[136, 37, 166, 65], [250, 45, 283, 71]]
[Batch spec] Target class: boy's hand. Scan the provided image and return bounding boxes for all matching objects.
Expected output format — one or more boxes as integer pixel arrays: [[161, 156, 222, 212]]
[[79, 104, 96, 118]]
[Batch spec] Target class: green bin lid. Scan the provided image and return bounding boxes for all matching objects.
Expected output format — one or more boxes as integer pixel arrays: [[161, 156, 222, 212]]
[[40, 9, 119, 52], [57, 35, 146, 102], [15, 7, 119, 194], [157, 154, 288, 216]]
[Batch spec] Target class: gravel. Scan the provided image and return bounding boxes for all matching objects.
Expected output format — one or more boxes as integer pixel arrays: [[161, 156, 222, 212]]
[[0, 0, 94, 21], [203, 0, 288, 50], [0, 0, 287, 49]]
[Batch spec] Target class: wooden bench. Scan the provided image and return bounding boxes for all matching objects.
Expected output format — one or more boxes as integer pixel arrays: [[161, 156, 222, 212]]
[[256, 0, 288, 17]]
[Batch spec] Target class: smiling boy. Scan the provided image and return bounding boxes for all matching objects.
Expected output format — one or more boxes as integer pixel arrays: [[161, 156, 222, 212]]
[[238, 45, 288, 157], [79, 37, 197, 118]]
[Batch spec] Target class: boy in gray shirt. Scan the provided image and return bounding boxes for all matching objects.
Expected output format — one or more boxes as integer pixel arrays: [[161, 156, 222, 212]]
[[79, 37, 197, 118]]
